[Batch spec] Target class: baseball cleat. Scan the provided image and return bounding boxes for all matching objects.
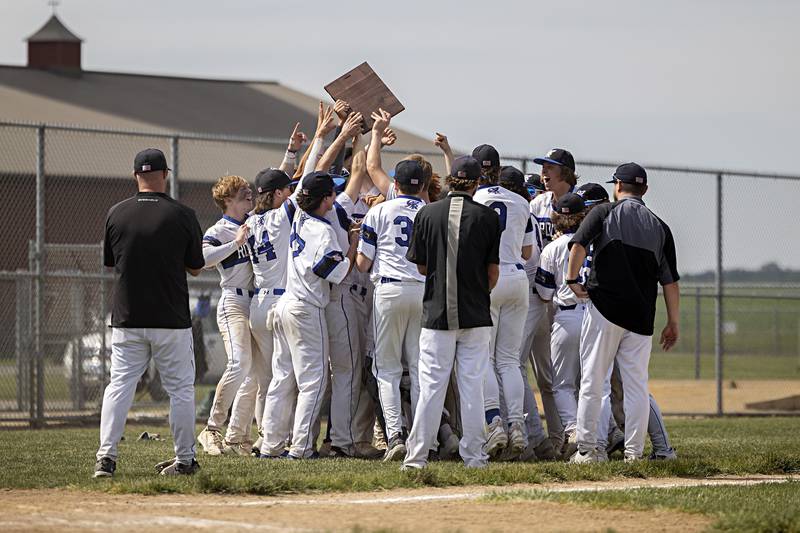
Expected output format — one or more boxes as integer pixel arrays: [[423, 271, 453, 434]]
[[251, 435, 263, 457], [93, 457, 116, 478], [329, 445, 355, 459], [624, 455, 643, 463], [197, 427, 225, 456], [318, 440, 332, 458], [440, 433, 461, 460], [155, 457, 176, 473], [160, 458, 200, 476], [561, 430, 578, 461], [288, 451, 320, 460], [383, 435, 407, 462], [355, 442, 385, 460], [400, 463, 424, 471], [222, 440, 253, 456], [259, 450, 290, 459], [569, 449, 602, 464], [483, 416, 508, 458], [508, 422, 527, 456], [648, 448, 678, 461], [606, 428, 625, 456], [533, 438, 558, 461]]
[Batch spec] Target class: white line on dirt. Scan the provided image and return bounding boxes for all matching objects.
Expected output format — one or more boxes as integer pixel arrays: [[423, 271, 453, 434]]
[[0, 515, 313, 532]]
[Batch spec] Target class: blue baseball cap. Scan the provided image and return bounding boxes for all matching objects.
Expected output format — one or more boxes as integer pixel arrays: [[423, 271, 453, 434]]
[[533, 148, 575, 171]]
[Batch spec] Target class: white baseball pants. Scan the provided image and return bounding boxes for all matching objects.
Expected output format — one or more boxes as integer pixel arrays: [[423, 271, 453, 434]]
[[97, 327, 195, 464], [404, 327, 490, 469], [326, 285, 373, 450], [577, 302, 652, 459], [483, 269, 529, 425], [262, 297, 328, 458], [372, 280, 424, 440], [207, 290, 253, 432], [226, 291, 280, 443], [519, 289, 562, 443], [550, 304, 586, 434]]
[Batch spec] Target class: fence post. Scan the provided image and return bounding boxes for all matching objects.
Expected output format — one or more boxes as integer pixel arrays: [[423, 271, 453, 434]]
[[170, 136, 179, 200], [33, 125, 46, 427], [714, 173, 724, 416], [521, 158, 528, 174], [99, 241, 108, 394], [695, 286, 701, 379]]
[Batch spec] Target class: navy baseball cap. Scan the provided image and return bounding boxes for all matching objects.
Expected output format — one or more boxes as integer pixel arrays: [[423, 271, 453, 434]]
[[394, 160, 425, 186], [450, 156, 482, 181], [472, 144, 500, 169], [526, 173, 544, 191], [575, 182, 609, 204], [301, 171, 336, 196], [607, 162, 647, 185], [533, 148, 575, 171], [499, 165, 525, 188], [554, 193, 586, 215], [255, 168, 291, 193], [134, 148, 170, 173]]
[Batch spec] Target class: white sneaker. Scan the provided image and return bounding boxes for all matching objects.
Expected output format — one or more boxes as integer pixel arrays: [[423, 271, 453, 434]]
[[569, 449, 601, 464], [383, 435, 407, 462], [252, 435, 263, 457], [508, 422, 527, 456], [483, 416, 508, 458], [197, 427, 225, 456], [624, 455, 643, 463], [222, 440, 253, 456]]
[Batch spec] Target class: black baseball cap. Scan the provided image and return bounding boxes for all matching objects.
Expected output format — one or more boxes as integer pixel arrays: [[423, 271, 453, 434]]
[[525, 173, 545, 191], [450, 156, 482, 181], [533, 148, 575, 171], [499, 165, 525, 188], [255, 168, 291, 193], [607, 162, 647, 185], [575, 182, 609, 204], [301, 171, 336, 197], [394, 160, 425, 186], [134, 148, 170, 173], [554, 193, 586, 215], [472, 144, 500, 169]]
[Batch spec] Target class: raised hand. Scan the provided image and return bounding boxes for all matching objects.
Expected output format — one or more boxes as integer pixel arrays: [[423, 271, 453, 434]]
[[334, 100, 352, 123], [381, 128, 397, 147], [287, 122, 307, 152], [434, 132, 452, 155], [315, 102, 337, 137], [370, 108, 392, 133], [341, 112, 364, 138]]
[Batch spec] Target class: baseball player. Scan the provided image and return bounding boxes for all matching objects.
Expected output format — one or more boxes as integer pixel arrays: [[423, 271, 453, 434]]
[[197, 175, 255, 456], [536, 193, 590, 460], [221, 169, 294, 456], [260, 171, 358, 459], [356, 159, 428, 461], [473, 159, 535, 459]]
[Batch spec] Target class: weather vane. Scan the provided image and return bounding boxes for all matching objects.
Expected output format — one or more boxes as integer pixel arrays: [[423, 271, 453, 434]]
[[48, 0, 60, 14]]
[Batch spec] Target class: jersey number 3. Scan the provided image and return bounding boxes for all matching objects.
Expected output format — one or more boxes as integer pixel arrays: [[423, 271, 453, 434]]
[[393, 216, 414, 247], [489, 202, 508, 232]]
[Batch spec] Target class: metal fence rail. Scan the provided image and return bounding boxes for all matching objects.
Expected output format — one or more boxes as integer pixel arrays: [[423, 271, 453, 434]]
[[1, 120, 799, 426]]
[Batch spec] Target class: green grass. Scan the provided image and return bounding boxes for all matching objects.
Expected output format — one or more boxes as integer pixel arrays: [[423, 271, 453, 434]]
[[648, 352, 800, 380], [0, 417, 798, 495], [486, 481, 800, 532]]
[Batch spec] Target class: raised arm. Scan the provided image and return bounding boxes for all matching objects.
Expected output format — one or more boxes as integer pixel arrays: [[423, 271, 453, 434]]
[[366, 108, 394, 196], [434, 132, 455, 177], [316, 112, 363, 173], [342, 133, 367, 203], [297, 102, 336, 178], [278, 122, 308, 176]]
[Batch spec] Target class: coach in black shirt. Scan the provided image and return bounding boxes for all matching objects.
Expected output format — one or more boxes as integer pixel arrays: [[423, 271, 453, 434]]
[[94, 148, 204, 478], [402, 156, 501, 470], [565, 162, 680, 462]]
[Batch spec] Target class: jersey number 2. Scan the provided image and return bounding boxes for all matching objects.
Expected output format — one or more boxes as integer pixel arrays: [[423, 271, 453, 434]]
[[489, 202, 508, 232], [393, 216, 413, 247]]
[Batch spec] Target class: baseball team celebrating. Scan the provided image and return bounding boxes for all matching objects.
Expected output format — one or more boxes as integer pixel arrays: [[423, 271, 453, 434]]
[[95, 99, 681, 477]]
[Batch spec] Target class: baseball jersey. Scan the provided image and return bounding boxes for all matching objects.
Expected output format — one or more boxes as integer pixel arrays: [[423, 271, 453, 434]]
[[246, 201, 294, 290], [530, 188, 574, 246], [337, 189, 374, 288], [203, 215, 254, 290], [473, 185, 535, 268], [535, 233, 587, 307], [359, 195, 426, 284], [289, 189, 352, 251], [286, 210, 351, 308]]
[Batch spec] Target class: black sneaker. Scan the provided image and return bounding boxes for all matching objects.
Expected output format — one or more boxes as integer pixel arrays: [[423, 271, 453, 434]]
[[93, 457, 116, 478], [329, 445, 354, 459], [382, 435, 407, 462], [159, 458, 200, 476]]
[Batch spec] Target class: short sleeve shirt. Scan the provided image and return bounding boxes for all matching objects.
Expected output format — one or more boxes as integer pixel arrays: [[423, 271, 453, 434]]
[[406, 192, 501, 330], [570, 197, 680, 335], [104, 192, 204, 328]]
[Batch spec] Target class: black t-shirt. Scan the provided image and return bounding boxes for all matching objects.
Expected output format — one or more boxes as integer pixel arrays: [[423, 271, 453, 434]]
[[570, 197, 679, 336], [104, 192, 204, 328], [406, 192, 501, 330]]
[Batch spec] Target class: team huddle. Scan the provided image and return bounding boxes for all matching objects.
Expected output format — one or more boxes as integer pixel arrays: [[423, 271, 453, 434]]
[[94, 96, 680, 477], [192, 100, 681, 468]]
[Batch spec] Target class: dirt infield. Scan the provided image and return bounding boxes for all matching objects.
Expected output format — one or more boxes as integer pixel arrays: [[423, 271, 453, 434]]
[[1, 476, 793, 532]]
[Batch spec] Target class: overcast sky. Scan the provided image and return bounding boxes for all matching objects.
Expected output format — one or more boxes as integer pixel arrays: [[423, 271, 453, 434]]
[[2, 0, 799, 271]]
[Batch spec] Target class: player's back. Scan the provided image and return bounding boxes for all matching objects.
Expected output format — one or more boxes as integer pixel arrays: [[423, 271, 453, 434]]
[[360, 195, 426, 284], [203, 216, 254, 289], [474, 185, 533, 267], [247, 201, 294, 290]]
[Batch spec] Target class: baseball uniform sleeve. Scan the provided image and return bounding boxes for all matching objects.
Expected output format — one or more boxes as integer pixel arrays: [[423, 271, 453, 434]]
[[336, 192, 356, 217], [405, 208, 427, 265], [311, 231, 350, 284], [184, 209, 205, 270], [522, 215, 535, 248], [535, 243, 557, 300], [202, 227, 238, 268], [570, 202, 612, 249], [358, 208, 379, 261], [486, 210, 501, 265], [657, 220, 680, 285], [103, 215, 115, 268]]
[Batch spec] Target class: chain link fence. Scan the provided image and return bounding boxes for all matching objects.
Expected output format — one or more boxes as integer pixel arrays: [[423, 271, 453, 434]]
[[1, 120, 799, 426]]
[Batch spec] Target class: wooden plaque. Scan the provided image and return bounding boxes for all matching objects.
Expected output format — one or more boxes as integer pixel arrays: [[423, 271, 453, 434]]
[[324, 62, 405, 133]]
